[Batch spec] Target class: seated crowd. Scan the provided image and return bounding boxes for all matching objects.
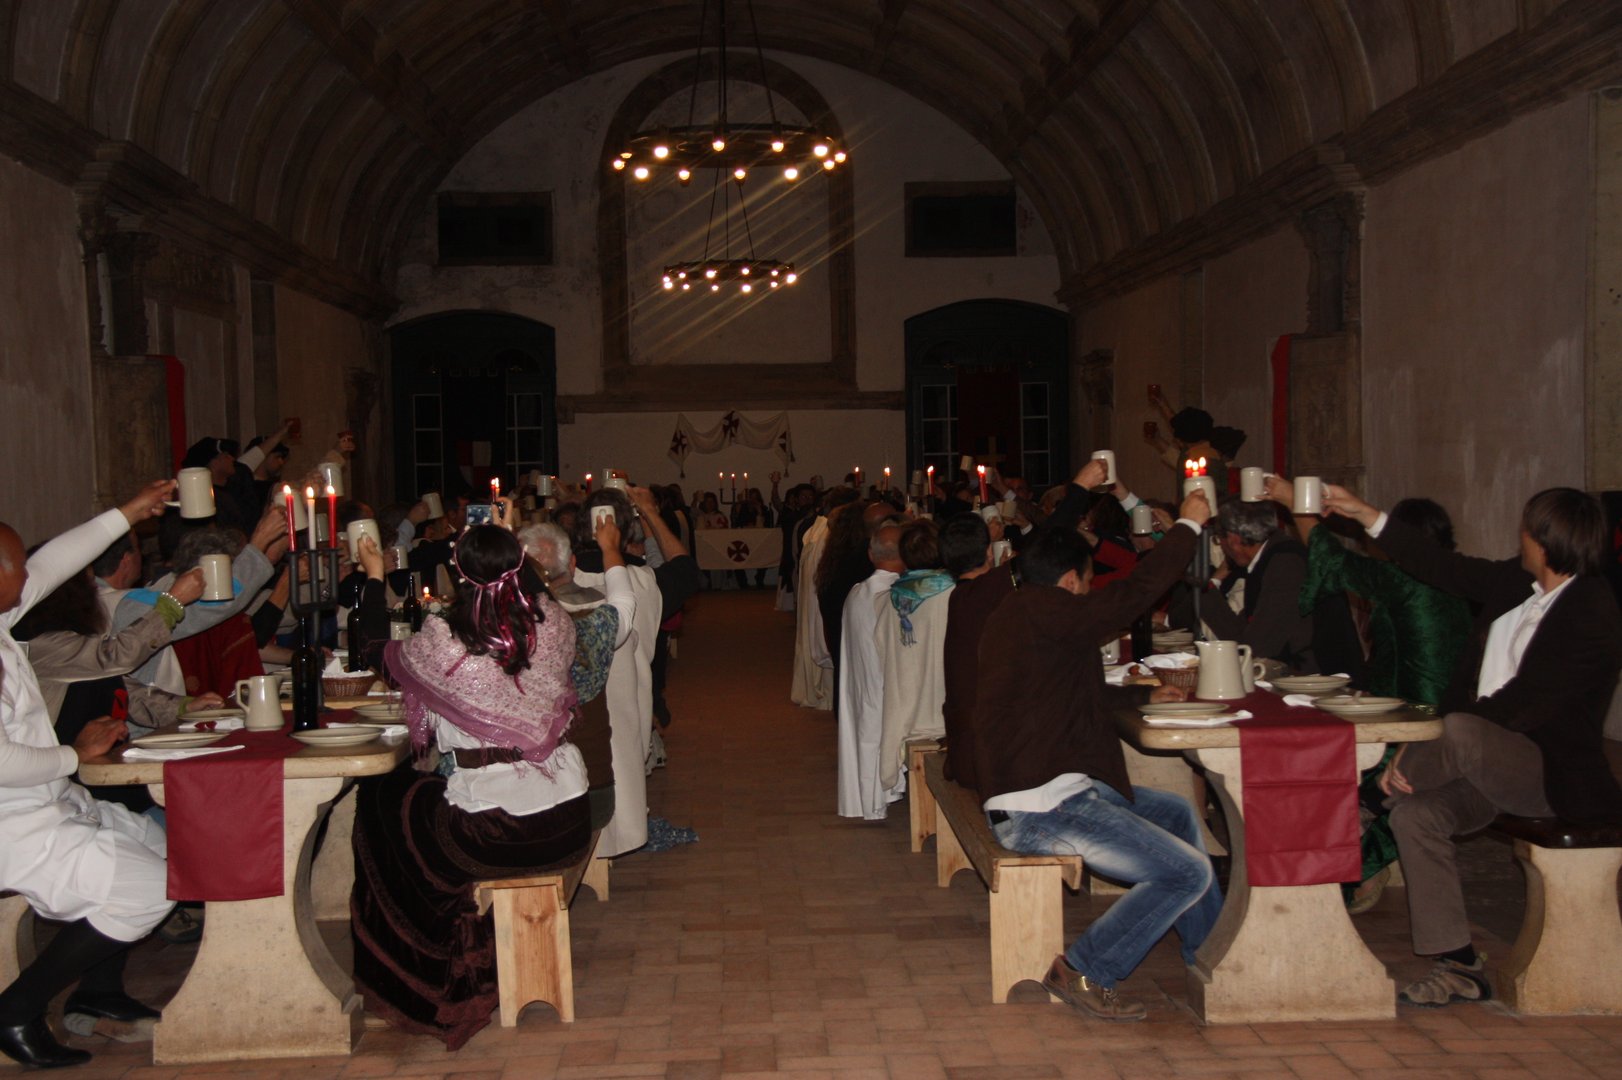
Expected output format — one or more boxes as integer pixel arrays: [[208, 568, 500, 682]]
[[0, 428, 701, 1063], [790, 447, 1622, 1019]]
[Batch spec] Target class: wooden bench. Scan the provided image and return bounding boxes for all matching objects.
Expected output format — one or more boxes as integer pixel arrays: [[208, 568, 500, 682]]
[[0, 892, 34, 991], [1488, 815, 1622, 1015], [923, 753, 1083, 1003], [906, 737, 942, 853], [474, 830, 608, 1026]]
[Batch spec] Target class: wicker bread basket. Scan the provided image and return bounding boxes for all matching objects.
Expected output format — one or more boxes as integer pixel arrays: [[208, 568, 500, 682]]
[[322, 672, 376, 698], [1154, 664, 1200, 692]]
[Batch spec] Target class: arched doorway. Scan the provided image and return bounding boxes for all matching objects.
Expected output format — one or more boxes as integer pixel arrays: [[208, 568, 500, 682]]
[[904, 300, 1069, 488], [388, 313, 558, 499]]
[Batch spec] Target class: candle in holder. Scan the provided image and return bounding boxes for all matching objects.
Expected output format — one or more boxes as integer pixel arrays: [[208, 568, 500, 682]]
[[583, 473, 593, 492], [882, 466, 891, 490], [730, 472, 737, 496], [976, 465, 989, 504], [326, 485, 339, 548], [490, 477, 500, 500], [283, 485, 298, 551], [925, 465, 935, 513], [743, 472, 749, 490], [304, 486, 317, 550]]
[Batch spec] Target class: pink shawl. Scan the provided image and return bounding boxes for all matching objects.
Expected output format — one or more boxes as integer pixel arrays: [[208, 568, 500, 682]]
[[384, 595, 578, 767]]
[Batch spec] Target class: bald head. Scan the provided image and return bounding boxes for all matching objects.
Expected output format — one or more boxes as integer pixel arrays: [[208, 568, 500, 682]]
[[869, 523, 906, 574], [0, 524, 27, 614]]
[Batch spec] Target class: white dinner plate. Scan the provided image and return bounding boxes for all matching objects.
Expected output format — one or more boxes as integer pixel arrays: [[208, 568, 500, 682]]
[[1314, 695, 1405, 716], [129, 732, 230, 749], [1272, 675, 1352, 694], [177, 706, 246, 721], [290, 726, 383, 748], [1141, 702, 1232, 717], [1142, 714, 1234, 727], [352, 703, 404, 722]]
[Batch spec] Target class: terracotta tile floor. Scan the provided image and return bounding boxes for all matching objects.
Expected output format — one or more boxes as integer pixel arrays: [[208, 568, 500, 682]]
[[82, 590, 1622, 1077]]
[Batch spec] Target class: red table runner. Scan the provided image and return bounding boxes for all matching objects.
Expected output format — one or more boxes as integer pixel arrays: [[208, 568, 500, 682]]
[[1229, 691, 1361, 887], [162, 711, 358, 901]]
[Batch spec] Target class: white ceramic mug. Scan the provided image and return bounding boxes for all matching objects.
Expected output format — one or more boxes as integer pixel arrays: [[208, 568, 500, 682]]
[[604, 476, 628, 492], [1000, 495, 1019, 521], [421, 492, 443, 519], [176, 468, 216, 519], [317, 461, 345, 497], [978, 505, 1001, 523], [1101, 638, 1121, 664], [198, 553, 233, 601], [1183, 475, 1218, 511], [1293, 476, 1325, 515], [537, 475, 555, 497], [1240, 467, 1266, 503], [1130, 503, 1154, 535], [345, 518, 382, 562], [591, 505, 616, 532], [388, 621, 414, 641], [235, 675, 283, 731], [959, 454, 975, 473], [1091, 449, 1117, 486], [386, 545, 411, 573], [990, 539, 1011, 566]]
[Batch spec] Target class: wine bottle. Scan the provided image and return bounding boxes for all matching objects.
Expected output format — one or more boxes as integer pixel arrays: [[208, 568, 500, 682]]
[[1130, 610, 1155, 663], [289, 615, 324, 732], [403, 572, 424, 633], [345, 603, 365, 672]]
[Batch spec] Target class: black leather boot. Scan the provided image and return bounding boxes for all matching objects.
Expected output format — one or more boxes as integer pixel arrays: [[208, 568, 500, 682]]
[[0, 1017, 91, 1069], [64, 948, 159, 1022]]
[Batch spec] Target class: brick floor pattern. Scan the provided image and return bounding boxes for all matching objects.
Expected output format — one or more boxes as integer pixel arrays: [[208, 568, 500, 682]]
[[83, 590, 1622, 1078]]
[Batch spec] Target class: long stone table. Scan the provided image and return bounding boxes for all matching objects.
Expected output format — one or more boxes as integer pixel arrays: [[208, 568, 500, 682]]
[[80, 734, 408, 1064], [1111, 701, 1442, 1024]]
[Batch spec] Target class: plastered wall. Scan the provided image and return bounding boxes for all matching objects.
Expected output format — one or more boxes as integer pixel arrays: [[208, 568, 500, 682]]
[[0, 155, 96, 543], [1363, 96, 1591, 556], [273, 285, 372, 485]]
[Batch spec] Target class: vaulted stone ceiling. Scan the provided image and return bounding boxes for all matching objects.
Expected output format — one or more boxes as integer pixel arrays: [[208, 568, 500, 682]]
[[3, 0, 1620, 315]]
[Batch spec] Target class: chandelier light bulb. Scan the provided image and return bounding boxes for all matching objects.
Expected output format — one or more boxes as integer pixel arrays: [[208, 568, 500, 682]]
[[712, 136, 727, 152], [633, 165, 651, 180], [678, 167, 692, 184], [653, 144, 670, 159], [769, 280, 779, 288], [771, 138, 785, 153], [710, 283, 721, 292], [704, 267, 717, 279], [681, 282, 691, 291], [677, 270, 687, 279], [733, 167, 747, 182], [822, 159, 836, 170], [663, 279, 674, 290], [813, 143, 829, 158], [611, 158, 626, 171], [770, 268, 780, 276], [833, 150, 847, 163], [740, 282, 753, 293], [740, 265, 751, 275], [784, 166, 799, 180], [786, 272, 798, 284]]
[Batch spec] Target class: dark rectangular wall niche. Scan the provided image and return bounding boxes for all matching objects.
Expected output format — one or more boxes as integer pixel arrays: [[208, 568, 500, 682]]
[[437, 192, 554, 266], [905, 181, 1017, 257]]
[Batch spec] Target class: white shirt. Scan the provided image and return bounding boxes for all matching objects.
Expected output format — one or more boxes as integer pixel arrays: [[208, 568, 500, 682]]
[[984, 773, 1092, 815], [1476, 576, 1573, 699], [436, 720, 588, 817]]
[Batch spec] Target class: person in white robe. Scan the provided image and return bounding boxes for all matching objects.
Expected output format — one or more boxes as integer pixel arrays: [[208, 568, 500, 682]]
[[790, 513, 831, 709], [835, 524, 907, 819], [874, 569, 953, 794], [570, 492, 662, 858], [0, 481, 192, 1067]]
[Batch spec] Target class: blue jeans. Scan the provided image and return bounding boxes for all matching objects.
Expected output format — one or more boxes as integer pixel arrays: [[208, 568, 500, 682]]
[[991, 782, 1223, 988]]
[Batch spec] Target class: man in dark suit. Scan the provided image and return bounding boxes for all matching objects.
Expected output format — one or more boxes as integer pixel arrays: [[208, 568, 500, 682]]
[[1326, 485, 1622, 1008]]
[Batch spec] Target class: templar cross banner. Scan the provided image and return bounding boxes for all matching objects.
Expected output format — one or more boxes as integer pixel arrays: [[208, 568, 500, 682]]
[[667, 411, 794, 477]]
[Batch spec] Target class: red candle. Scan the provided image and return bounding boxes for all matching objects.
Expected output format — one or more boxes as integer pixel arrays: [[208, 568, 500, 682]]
[[977, 464, 989, 503], [490, 477, 500, 500], [283, 485, 297, 552], [1184, 459, 1195, 478], [584, 473, 593, 492], [882, 466, 891, 491], [1197, 456, 1207, 476], [326, 485, 338, 548]]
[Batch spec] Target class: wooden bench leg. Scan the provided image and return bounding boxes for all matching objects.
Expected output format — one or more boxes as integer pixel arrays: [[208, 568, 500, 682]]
[[581, 856, 611, 902], [909, 747, 938, 854], [988, 866, 1066, 1004], [1498, 842, 1622, 1015], [0, 894, 35, 990], [934, 813, 972, 888], [487, 883, 575, 1025]]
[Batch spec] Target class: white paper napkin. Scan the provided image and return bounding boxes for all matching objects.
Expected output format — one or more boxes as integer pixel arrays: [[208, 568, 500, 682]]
[[330, 722, 409, 738], [1104, 664, 1132, 687], [1138, 652, 1198, 669], [178, 716, 245, 733], [1281, 694, 1320, 709], [122, 744, 246, 762]]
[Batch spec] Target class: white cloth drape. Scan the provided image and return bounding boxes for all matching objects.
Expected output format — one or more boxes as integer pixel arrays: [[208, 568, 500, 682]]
[[874, 585, 952, 790], [692, 528, 783, 571], [668, 411, 794, 476], [835, 571, 904, 819], [790, 517, 831, 709]]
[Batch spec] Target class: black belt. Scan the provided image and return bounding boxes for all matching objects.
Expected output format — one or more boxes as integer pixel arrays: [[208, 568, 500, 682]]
[[987, 809, 1011, 825], [451, 747, 524, 769]]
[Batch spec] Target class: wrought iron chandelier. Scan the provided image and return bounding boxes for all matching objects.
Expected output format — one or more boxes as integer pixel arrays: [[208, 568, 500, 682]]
[[660, 167, 797, 296], [611, 0, 847, 189]]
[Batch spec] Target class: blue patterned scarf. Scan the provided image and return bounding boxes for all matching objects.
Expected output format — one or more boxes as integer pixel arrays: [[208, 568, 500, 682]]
[[889, 569, 954, 645]]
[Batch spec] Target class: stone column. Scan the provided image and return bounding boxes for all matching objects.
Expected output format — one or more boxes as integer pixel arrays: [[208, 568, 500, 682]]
[[1588, 87, 1622, 491]]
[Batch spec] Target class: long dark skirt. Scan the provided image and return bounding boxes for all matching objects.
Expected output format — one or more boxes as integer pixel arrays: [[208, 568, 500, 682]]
[[350, 765, 592, 1048]]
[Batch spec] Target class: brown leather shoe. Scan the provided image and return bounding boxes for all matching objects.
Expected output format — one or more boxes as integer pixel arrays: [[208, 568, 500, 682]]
[[1041, 955, 1147, 1022]]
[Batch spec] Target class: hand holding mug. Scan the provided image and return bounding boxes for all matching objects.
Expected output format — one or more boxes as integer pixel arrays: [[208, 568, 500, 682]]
[[1263, 474, 1294, 506], [121, 479, 176, 524], [1323, 484, 1380, 529], [627, 484, 659, 517], [1074, 458, 1110, 490], [357, 535, 385, 580], [168, 568, 206, 606], [1177, 487, 1213, 527]]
